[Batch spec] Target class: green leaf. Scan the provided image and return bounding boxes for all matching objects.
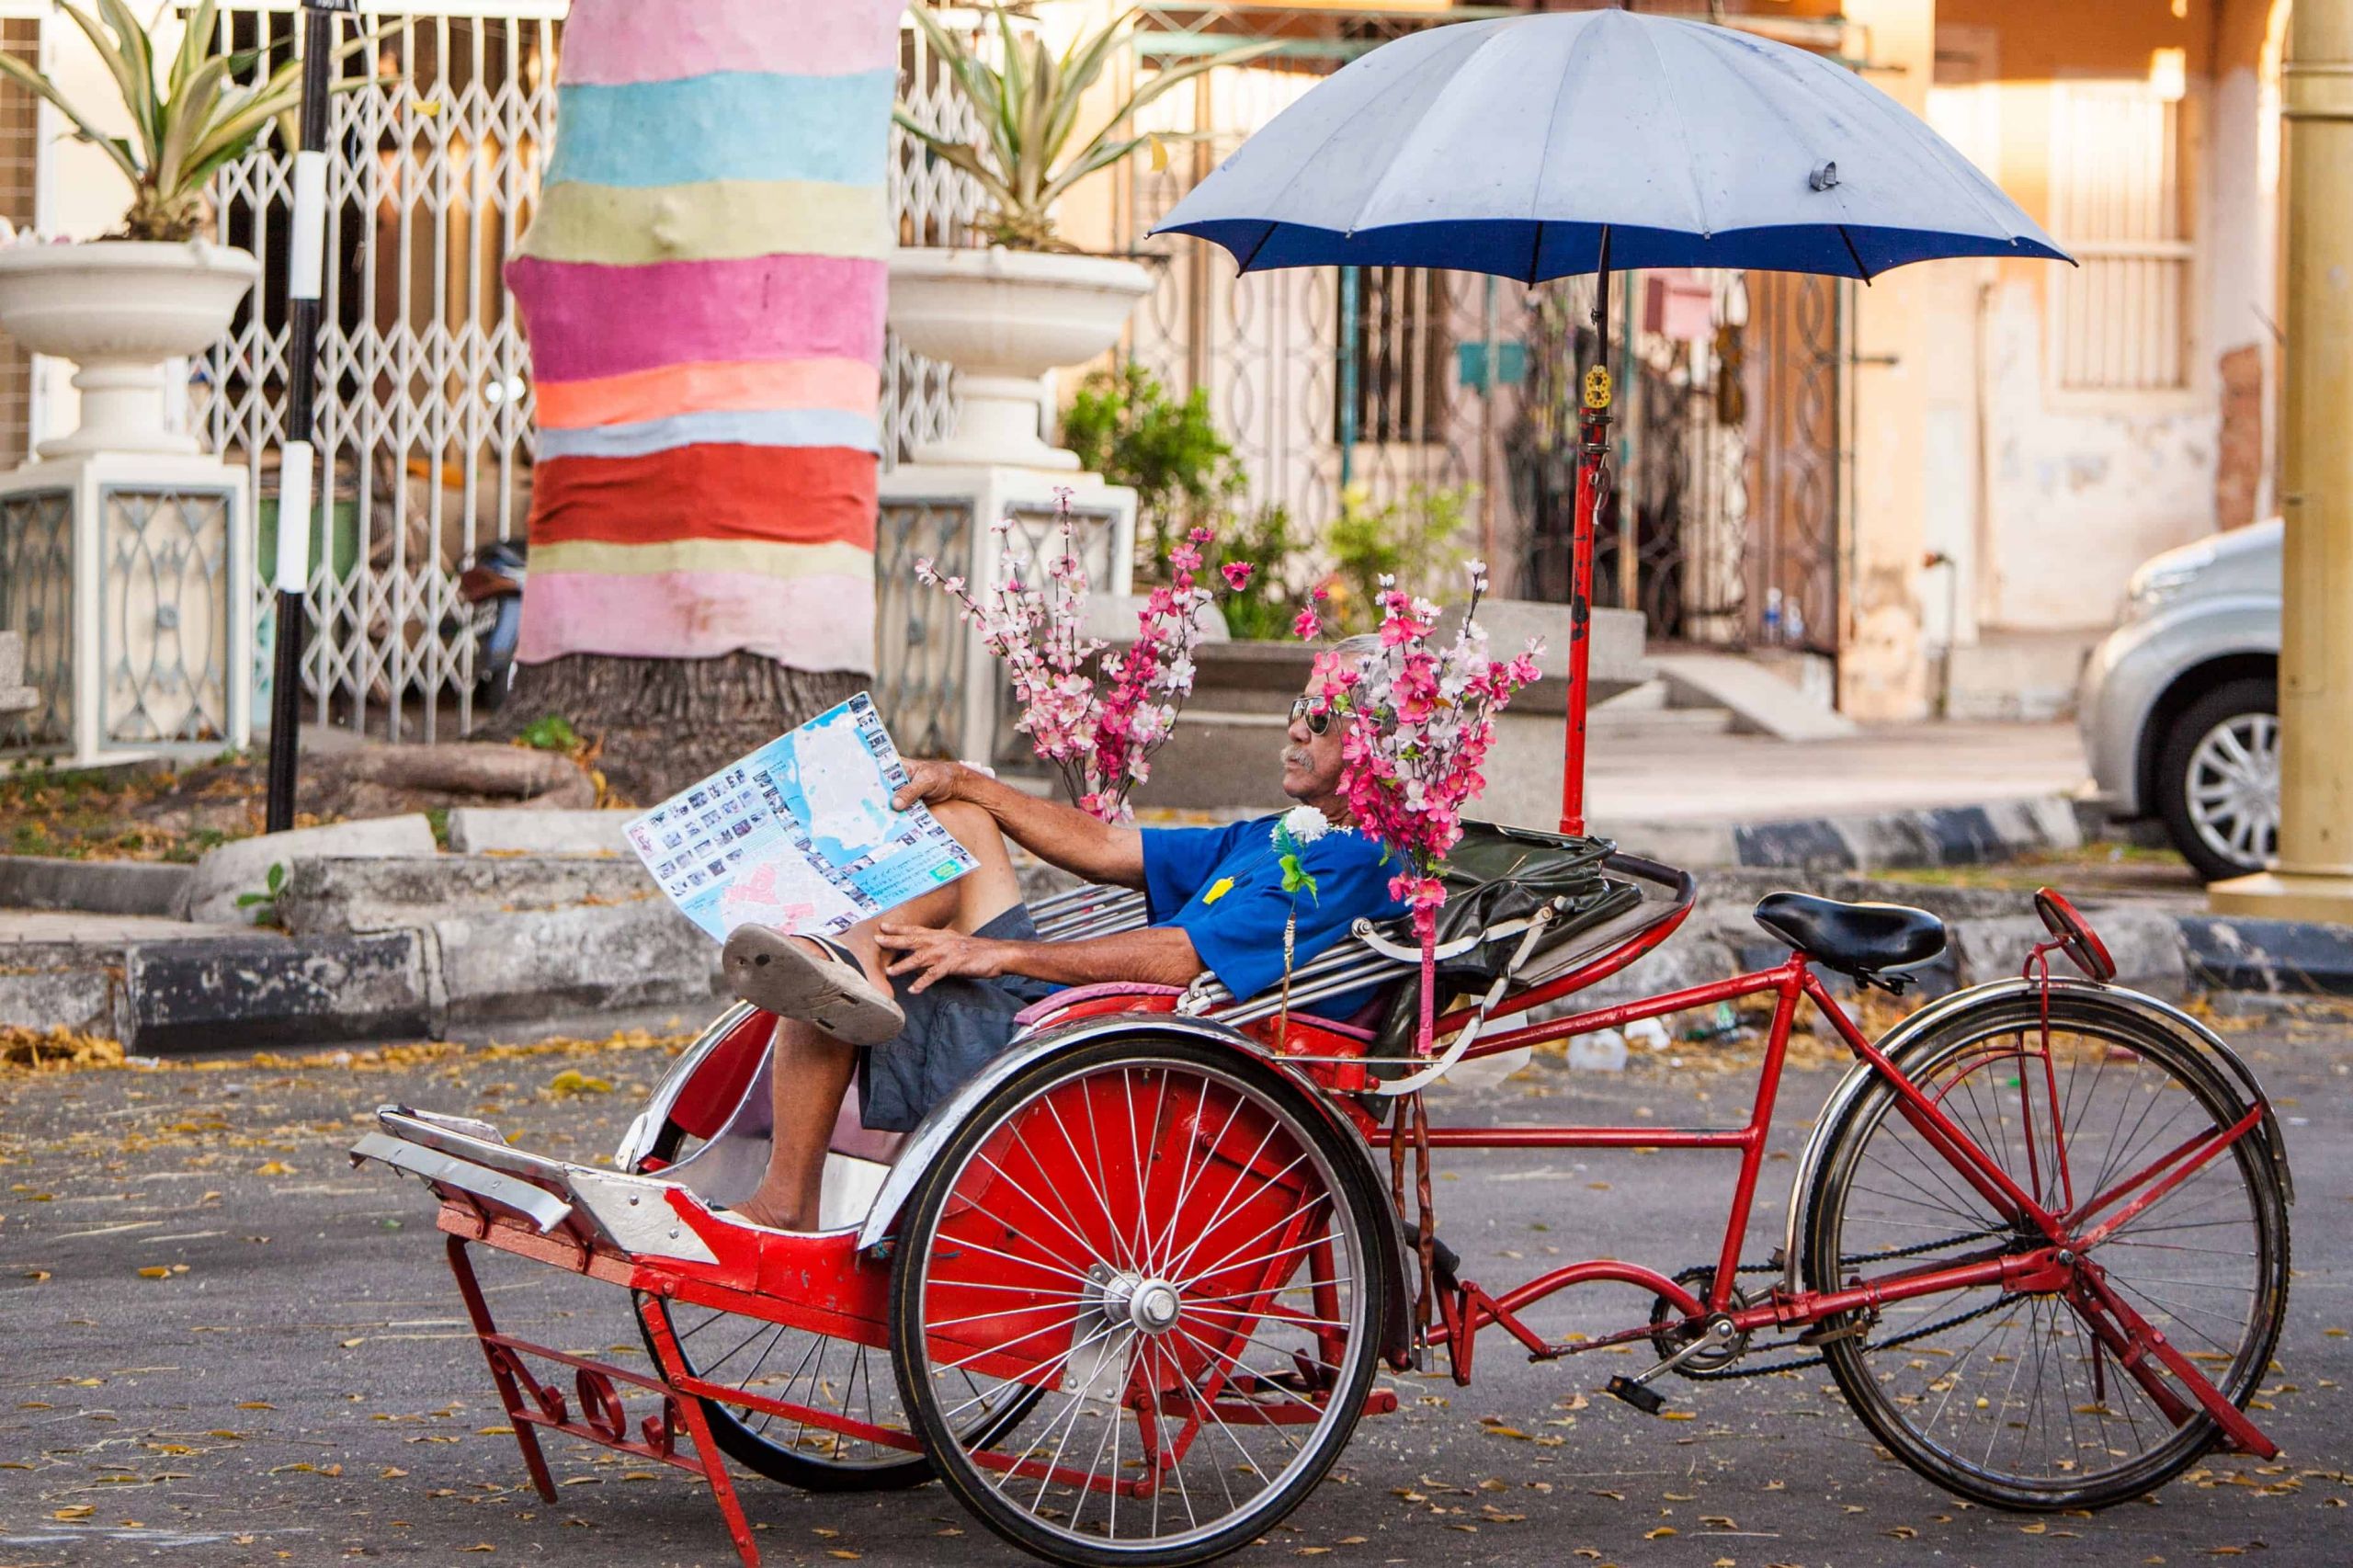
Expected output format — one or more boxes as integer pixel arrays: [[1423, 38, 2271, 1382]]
[[93, 0, 159, 159], [519, 713, 579, 753], [894, 4, 1274, 248]]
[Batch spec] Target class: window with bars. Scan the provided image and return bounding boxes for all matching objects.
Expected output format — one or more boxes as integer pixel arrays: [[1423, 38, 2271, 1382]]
[[2050, 80, 2192, 395], [1340, 266, 1449, 447]]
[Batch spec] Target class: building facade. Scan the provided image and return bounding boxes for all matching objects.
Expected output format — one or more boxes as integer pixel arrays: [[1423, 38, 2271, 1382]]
[[0, 0, 2293, 750]]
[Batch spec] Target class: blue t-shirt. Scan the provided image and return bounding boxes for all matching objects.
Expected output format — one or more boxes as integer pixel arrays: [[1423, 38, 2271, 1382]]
[[1142, 815, 1408, 1021]]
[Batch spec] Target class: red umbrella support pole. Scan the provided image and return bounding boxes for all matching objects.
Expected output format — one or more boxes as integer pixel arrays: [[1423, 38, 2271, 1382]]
[[1559, 228, 1613, 838]]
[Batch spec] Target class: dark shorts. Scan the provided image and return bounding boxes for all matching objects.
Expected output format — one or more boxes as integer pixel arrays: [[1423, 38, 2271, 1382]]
[[858, 903, 1055, 1133]]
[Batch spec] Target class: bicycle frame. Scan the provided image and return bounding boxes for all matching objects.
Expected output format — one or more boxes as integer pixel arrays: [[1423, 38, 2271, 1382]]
[[1387, 948, 2278, 1460]]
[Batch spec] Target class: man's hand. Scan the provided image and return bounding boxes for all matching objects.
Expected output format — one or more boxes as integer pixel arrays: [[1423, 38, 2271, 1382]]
[[891, 758, 969, 812], [874, 923, 1005, 994]]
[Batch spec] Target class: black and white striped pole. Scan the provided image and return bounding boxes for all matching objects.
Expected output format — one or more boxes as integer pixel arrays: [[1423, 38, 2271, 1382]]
[[263, 0, 350, 834]]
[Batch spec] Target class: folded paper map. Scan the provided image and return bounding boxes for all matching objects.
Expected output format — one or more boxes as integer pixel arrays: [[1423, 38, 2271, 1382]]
[[624, 693, 976, 941]]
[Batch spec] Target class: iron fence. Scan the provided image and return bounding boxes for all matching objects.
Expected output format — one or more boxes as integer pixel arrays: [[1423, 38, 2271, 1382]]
[[165, 1, 1839, 756]]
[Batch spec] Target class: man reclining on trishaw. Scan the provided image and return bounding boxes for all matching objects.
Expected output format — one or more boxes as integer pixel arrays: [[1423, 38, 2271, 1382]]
[[711, 632, 1402, 1235]]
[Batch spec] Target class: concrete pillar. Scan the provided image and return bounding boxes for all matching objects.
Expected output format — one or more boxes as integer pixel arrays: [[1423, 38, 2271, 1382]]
[[1836, 0, 1938, 722], [2211, 0, 2353, 921]]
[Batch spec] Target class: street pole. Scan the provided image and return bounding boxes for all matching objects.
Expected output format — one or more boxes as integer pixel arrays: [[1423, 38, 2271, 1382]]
[[1558, 225, 1611, 839], [2211, 0, 2353, 920], [264, 0, 349, 834]]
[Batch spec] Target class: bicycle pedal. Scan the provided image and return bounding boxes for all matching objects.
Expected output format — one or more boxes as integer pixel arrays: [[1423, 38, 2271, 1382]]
[[1605, 1375, 1667, 1416]]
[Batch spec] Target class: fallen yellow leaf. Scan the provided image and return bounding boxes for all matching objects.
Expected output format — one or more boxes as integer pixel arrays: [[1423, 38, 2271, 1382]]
[[51, 1505, 94, 1520], [137, 1266, 171, 1279]]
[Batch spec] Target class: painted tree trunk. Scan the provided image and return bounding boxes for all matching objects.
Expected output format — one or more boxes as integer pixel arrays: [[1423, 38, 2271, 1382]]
[[499, 0, 903, 801]]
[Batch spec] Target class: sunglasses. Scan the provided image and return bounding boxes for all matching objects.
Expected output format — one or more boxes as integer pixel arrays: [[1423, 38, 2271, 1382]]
[[1290, 696, 1338, 735]]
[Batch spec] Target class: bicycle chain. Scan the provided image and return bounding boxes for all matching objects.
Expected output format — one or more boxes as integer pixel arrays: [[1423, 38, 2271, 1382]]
[[1670, 1227, 2016, 1382]]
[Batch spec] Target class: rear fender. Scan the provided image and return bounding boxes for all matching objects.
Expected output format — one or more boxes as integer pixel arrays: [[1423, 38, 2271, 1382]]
[[855, 1014, 1416, 1364], [1778, 977, 2290, 1296], [616, 1002, 765, 1171]]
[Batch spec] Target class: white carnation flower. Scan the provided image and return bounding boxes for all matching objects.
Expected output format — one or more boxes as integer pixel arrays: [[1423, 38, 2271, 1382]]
[[1279, 804, 1331, 844]]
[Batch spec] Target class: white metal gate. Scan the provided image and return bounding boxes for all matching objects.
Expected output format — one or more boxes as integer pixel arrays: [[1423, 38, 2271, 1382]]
[[202, 1, 560, 743]]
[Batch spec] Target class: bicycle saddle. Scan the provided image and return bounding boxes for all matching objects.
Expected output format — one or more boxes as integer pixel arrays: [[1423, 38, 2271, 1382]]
[[1753, 892, 1946, 984]]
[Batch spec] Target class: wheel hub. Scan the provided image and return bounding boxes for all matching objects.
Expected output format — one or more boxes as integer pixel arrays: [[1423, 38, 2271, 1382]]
[[1084, 1265, 1185, 1337]]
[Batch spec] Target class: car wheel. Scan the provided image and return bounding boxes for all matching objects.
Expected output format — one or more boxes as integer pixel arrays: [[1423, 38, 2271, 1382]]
[[2155, 676, 2279, 882]]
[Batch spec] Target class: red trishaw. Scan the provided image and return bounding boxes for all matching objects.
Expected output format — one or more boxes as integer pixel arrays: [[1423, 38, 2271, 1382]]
[[354, 839, 2291, 1568], [353, 13, 2290, 1563]]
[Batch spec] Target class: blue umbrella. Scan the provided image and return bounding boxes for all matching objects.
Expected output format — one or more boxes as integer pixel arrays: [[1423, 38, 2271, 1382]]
[[1152, 6, 2071, 833]]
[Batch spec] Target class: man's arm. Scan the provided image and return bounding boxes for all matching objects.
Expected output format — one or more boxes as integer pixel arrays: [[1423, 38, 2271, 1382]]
[[892, 759, 1145, 890], [874, 922, 1203, 994]]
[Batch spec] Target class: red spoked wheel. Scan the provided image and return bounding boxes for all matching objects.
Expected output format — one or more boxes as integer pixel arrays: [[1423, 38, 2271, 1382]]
[[889, 1037, 1390, 1568]]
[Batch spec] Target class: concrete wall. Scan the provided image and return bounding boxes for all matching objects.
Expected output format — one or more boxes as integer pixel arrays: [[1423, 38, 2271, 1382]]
[[1929, 0, 2277, 620], [1839, 0, 1941, 722]]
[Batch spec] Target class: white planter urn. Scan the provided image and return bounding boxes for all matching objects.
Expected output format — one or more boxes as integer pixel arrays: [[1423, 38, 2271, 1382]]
[[888, 245, 1153, 472], [0, 240, 259, 460]]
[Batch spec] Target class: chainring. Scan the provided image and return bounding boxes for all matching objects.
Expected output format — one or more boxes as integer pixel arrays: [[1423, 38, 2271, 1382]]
[[1648, 1267, 1753, 1375]]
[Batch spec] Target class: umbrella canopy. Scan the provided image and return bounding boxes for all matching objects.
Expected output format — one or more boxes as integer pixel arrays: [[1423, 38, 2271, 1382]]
[[1154, 7, 2068, 282]]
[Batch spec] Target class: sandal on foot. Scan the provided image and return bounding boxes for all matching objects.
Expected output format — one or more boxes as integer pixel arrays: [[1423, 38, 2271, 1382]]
[[722, 927, 905, 1046]]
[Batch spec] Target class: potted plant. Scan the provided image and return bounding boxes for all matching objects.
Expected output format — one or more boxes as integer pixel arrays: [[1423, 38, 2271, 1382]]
[[0, 0, 364, 458], [891, 3, 1269, 470]]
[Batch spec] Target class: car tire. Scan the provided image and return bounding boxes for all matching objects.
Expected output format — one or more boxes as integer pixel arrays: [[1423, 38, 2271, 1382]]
[[2155, 675, 2279, 883]]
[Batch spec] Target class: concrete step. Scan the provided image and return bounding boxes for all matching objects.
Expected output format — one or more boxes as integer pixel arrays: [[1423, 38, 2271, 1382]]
[[1592, 683, 1734, 734], [1649, 650, 1859, 743]]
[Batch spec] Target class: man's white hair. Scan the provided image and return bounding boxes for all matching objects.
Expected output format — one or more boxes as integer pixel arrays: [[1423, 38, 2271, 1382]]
[[1329, 632, 1382, 662]]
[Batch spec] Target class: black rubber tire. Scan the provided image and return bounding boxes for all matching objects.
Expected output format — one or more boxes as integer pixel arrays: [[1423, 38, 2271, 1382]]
[[1802, 989, 2290, 1513], [889, 1036, 1389, 1568], [2154, 676, 2278, 883]]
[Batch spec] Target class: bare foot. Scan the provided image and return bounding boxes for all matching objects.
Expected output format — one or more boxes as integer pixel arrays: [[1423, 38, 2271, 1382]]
[[725, 1192, 814, 1233]]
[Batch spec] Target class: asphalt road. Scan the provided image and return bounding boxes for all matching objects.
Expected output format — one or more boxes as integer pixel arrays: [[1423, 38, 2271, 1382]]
[[3, 1001, 2347, 1568]]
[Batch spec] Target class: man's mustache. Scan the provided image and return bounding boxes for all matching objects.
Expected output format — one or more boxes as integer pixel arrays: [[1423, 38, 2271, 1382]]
[[1281, 745, 1314, 770]]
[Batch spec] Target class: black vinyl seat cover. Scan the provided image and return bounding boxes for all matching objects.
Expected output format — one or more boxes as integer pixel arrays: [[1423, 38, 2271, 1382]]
[[1753, 891, 1947, 979]]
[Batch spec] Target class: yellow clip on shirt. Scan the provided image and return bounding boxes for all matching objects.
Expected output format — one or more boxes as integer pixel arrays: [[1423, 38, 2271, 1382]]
[[1201, 876, 1236, 905]]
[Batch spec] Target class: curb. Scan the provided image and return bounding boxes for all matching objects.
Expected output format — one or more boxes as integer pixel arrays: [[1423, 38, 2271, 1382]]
[[17, 854, 2353, 1055], [2177, 915, 2353, 997], [6, 901, 723, 1056], [0, 855, 190, 918]]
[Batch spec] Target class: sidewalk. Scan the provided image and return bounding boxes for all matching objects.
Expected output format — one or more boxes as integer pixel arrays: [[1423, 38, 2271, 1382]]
[[1466, 714, 2092, 871], [1586, 718, 2085, 825]]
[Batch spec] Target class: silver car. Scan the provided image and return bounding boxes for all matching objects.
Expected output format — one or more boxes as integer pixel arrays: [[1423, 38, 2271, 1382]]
[[2078, 518, 2280, 882]]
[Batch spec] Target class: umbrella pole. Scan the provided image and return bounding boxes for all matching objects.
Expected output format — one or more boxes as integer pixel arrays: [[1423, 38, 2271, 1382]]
[[1560, 228, 1613, 838]]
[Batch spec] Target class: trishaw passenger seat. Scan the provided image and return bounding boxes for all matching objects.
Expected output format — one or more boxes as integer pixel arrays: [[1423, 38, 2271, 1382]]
[[828, 1080, 906, 1165], [1753, 892, 1946, 980]]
